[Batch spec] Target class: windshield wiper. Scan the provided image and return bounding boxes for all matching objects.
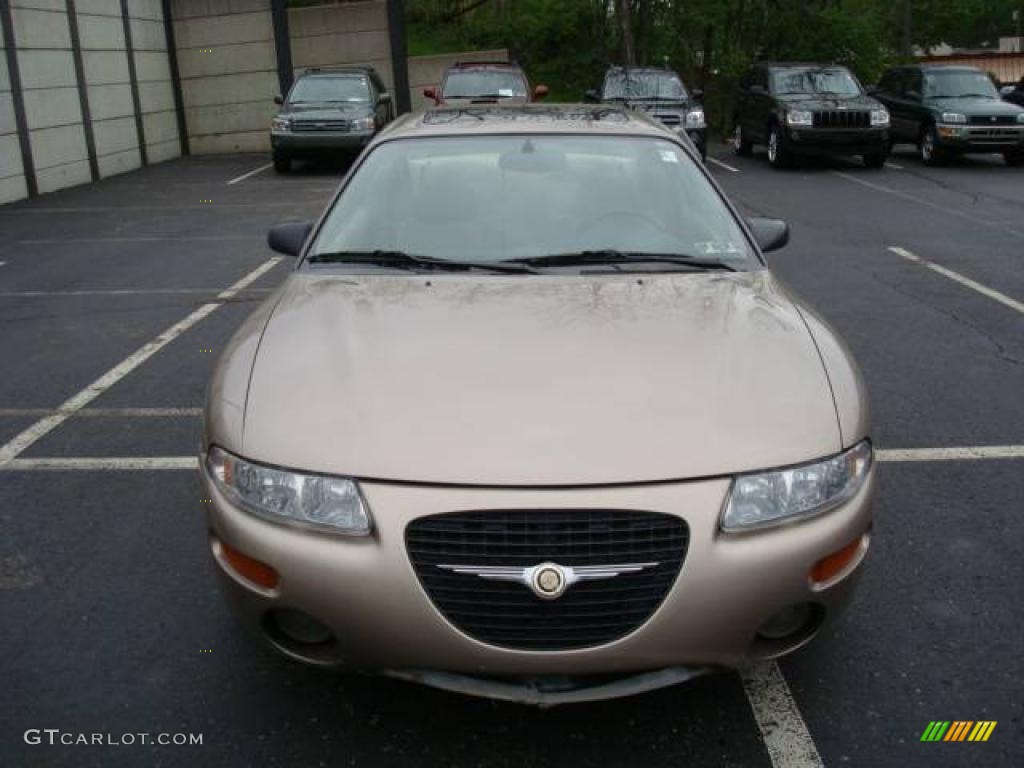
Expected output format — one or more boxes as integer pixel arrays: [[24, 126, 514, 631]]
[[504, 250, 737, 271], [306, 250, 537, 274]]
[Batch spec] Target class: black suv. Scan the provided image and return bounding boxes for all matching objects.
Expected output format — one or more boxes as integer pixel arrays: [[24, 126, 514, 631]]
[[733, 62, 890, 168], [586, 66, 707, 160], [271, 67, 393, 172], [871, 64, 1024, 166]]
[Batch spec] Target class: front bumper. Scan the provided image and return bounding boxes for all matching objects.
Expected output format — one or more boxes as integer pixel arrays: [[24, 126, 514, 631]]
[[935, 124, 1024, 152], [783, 126, 889, 156], [201, 457, 875, 694], [271, 130, 375, 155]]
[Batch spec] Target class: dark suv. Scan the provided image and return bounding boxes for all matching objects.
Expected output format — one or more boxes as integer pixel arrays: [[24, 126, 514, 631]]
[[586, 66, 706, 159], [733, 62, 890, 168], [271, 67, 393, 172], [871, 64, 1024, 166], [423, 61, 548, 107]]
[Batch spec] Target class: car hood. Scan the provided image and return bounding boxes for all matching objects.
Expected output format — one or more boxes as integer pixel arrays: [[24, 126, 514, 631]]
[[927, 96, 1024, 116], [280, 104, 372, 120], [241, 271, 842, 486], [776, 94, 881, 111]]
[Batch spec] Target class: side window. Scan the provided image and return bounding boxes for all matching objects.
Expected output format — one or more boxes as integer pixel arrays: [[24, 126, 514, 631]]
[[757, 68, 770, 92], [907, 70, 923, 97]]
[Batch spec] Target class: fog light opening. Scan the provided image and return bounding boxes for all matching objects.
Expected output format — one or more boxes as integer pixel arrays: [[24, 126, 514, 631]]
[[262, 609, 341, 665], [757, 603, 815, 641]]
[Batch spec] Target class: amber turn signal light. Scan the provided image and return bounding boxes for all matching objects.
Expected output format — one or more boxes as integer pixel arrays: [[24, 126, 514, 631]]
[[810, 533, 868, 587], [219, 540, 279, 590]]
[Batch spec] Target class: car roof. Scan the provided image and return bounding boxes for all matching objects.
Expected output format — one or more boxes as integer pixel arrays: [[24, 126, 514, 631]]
[[374, 104, 675, 143], [299, 66, 376, 77], [759, 61, 845, 70], [447, 61, 523, 71], [605, 66, 678, 74]]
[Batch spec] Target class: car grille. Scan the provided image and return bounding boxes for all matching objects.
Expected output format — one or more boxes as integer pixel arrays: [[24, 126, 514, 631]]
[[653, 113, 682, 127], [813, 110, 870, 128], [968, 115, 1016, 126], [406, 509, 688, 651], [292, 119, 350, 132]]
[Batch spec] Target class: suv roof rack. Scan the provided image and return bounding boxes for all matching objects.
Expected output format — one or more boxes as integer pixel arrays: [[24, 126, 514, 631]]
[[452, 59, 518, 68], [303, 65, 377, 74]]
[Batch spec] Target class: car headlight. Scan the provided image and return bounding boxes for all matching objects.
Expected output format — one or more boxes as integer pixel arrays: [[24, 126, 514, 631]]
[[721, 441, 873, 532], [940, 112, 967, 124], [786, 110, 813, 127], [870, 108, 890, 127], [206, 447, 372, 535], [685, 108, 705, 129], [351, 116, 375, 131], [271, 117, 290, 133]]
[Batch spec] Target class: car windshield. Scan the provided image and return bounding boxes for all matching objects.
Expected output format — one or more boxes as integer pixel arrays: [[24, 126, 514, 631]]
[[307, 136, 755, 270], [441, 71, 527, 99], [924, 70, 998, 99], [772, 67, 862, 96], [603, 71, 687, 100], [289, 75, 370, 104]]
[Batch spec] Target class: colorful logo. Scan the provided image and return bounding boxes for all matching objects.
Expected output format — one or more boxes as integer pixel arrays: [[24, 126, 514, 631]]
[[920, 721, 997, 742]]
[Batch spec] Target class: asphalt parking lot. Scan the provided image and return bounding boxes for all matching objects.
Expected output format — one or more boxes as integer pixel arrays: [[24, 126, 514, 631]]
[[1, 144, 1022, 768]]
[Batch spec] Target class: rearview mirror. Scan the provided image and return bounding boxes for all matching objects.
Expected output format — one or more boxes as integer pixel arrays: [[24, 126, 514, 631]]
[[584, 89, 600, 103], [423, 86, 437, 100], [274, 94, 283, 105], [268, 221, 313, 257], [747, 217, 789, 253], [534, 84, 549, 100]]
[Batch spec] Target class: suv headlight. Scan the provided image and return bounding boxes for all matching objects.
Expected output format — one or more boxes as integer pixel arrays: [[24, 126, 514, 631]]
[[206, 447, 372, 535], [786, 110, 814, 126], [941, 112, 967, 124], [685, 108, 705, 129], [271, 117, 290, 133], [870, 108, 889, 127], [1016, 113, 1024, 124], [721, 441, 873, 531], [351, 116, 375, 131]]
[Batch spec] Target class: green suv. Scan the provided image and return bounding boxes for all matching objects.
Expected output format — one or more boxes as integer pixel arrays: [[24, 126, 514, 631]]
[[271, 67, 393, 172], [871, 64, 1024, 166]]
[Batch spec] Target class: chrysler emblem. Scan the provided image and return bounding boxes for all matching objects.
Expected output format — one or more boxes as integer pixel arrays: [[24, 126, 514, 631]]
[[436, 561, 658, 600]]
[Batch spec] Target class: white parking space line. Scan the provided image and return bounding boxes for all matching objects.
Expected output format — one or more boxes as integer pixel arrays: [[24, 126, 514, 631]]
[[832, 171, 1024, 240], [877, 445, 1024, 462], [0, 288, 272, 298], [0, 407, 202, 418], [0, 258, 281, 467], [885, 161, 904, 170], [887, 246, 1024, 315], [741, 662, 824, 768], [0, 457, 199, 472], [708, 157, 741, 173], [227, 162, 273, 185]]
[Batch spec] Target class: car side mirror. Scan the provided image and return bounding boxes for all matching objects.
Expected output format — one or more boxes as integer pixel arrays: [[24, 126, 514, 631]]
[[691, 88, 704, 103], [423, 86, 436, 100], [865, 86, 879, 96], [905, 90, 921, 101], [274, 94, 283, 105], [748, 217, 789, 253], [268, 221, 313, 257], [534, 84, 549, 100], [749, 84, 766, 95], [584, 89, 600, 103], [379, 92, 391, 104]]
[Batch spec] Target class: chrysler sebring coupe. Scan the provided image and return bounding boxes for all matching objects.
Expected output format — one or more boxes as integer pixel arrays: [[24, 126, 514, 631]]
[[201, 105, 874, 705]]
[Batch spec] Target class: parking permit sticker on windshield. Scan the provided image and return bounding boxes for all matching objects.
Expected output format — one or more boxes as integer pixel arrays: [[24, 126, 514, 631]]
[[658, 149, 680, 163], [696, 241, 744, 256], [498, 88, 515, 97]]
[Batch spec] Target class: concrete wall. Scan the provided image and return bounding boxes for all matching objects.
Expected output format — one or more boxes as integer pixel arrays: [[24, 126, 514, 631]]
[[289, 1, 392, 90], [172, 0, 277, 154], [407, 48, 509, 111], [0, 0, 182, 203], [0, 15, 30, 204]]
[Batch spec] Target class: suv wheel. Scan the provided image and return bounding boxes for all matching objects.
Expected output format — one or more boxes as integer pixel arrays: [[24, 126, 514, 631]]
[[1003, 150, 1023, 167], [863, 151, 886, 169], [920, 127, 945, 166], [733, 123, 752, 156], [767, 125, 789, 168], [273, 153, 291, 173]]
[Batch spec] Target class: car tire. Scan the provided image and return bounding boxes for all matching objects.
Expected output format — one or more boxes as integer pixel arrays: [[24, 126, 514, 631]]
[[733, 123, 752, 156], [919, 127, 945, 166], [766, 124, 789, 168], [863, 151, 886, 169], [1003, 150, 1024, 167], [273, 153, 291, 173]]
